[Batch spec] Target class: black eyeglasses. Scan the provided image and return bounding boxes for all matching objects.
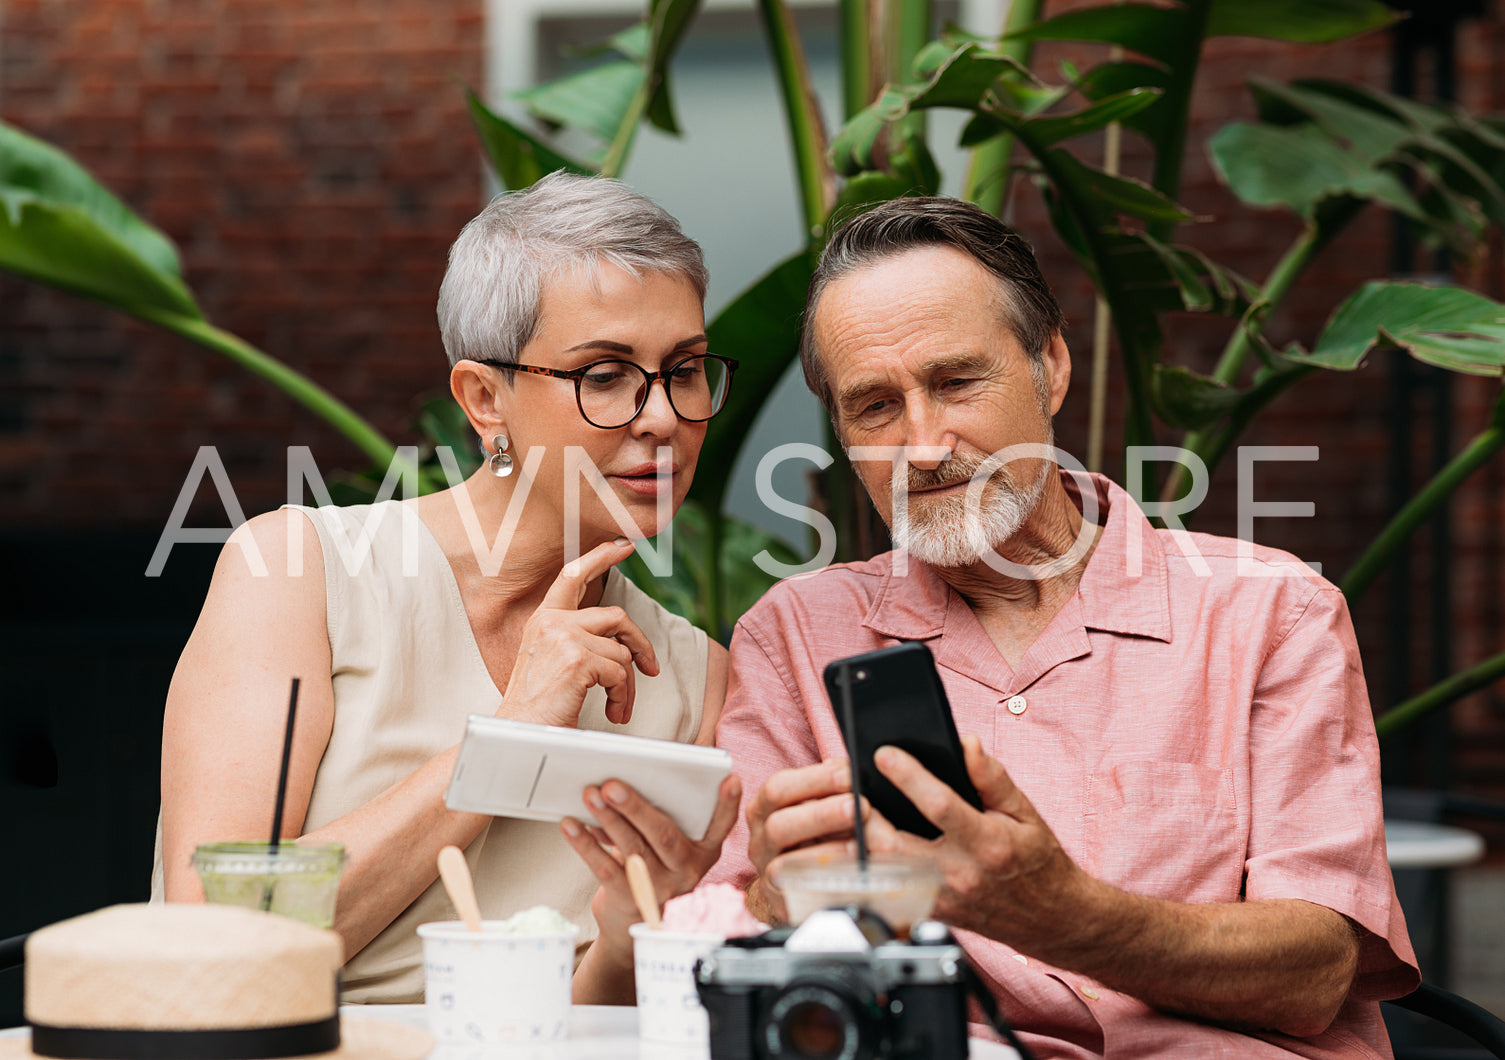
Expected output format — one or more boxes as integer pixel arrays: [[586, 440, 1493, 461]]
[[477, 354, 738, 429]]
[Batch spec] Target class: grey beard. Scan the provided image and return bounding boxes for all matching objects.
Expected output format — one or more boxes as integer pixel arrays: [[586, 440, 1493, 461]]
[[891, 453, 1052, 569]]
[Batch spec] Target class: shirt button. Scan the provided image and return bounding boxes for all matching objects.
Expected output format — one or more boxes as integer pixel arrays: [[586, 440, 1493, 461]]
[[1006, 695, 1027, 715], [1080, 986, 1100, 1001]]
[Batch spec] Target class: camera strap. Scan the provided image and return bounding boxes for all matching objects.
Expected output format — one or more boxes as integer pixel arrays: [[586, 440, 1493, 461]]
[[959, 961, 1039, 1060]]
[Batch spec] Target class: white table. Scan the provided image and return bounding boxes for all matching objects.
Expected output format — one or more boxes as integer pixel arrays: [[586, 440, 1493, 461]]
[[0, 1007, 1020, 1058], [348, 1003, 1019, 1059], [1384, 819, 1487, 869]]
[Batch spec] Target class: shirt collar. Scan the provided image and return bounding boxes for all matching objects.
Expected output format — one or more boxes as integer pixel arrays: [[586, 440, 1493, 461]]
[[862, 471, 1173, 644]]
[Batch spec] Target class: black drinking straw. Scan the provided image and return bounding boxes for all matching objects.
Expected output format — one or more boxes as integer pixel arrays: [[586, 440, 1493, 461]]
[[270, 677, 301, 846], [835, 663, 869, 870], [263, 677, 301, 911]]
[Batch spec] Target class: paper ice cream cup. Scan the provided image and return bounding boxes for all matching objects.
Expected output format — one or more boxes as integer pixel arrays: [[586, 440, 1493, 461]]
[[630, 922, 724, 1046], [418, 920, 578, 1044]]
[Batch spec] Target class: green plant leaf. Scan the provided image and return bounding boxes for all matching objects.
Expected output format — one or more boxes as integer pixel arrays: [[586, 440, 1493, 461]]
[[1005, 88, 1161, 149], [827, 171, 927, 232], [1008, 4, 1185, 67], [1072, 59, 1173, 142], [1205, 0, 1395, 43], [414, 394, 483, 471], [1247, 79, 1505, 237], [0, 120, 184, 279], [1291, 281, 1505, 376], [0, 121, 201, 318], [1210, 121, 1423, 221], [830, 87, 912, 176], [1151, 364, 1246, 429], [607, 23, 651, 62], [516, 62, 646, 147], [908, 43, 1034, 108], [830, 43, 1036, 175], [1248, 77, 1411, 160], [1037, 147, 1192, 224], [1131, 232, 1250, 314], [888, 136, 942, 197], [691, 250, 814, 511], [644, 0, 701, 135], [466, 90, 596, 188], [1257, 79, 1502, 202]]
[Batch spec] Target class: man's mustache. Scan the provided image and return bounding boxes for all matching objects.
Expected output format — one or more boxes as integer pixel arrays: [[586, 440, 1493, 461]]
[[903, 454, 1005, 494]]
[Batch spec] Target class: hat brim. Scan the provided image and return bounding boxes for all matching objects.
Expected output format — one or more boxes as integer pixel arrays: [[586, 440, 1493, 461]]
[[0, 1014, 433, 1060]]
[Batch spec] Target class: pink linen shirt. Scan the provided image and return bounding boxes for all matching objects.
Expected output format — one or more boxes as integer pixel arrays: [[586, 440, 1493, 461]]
[[708, 472, 1417, 1059]]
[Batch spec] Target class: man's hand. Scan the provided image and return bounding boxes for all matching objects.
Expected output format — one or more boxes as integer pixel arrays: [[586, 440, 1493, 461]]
[[863, 734, 1091, 953], [744, 759, 863, 923], [868, 734, 1360, 1037]]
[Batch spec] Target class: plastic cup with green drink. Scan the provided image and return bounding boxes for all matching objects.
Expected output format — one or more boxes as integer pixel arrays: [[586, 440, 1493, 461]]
[[192, 842, 346, 929]]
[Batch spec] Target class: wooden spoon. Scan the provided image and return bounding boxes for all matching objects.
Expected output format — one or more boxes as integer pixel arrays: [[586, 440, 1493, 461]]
[[625, 854, 661, 929], [437, 845, 483, 932]]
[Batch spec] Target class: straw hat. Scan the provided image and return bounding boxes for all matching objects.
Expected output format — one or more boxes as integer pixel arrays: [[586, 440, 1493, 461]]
[[1, 904, 431, 1059]]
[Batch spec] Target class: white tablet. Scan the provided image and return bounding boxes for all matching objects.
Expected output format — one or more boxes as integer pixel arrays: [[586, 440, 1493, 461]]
[[444, 715, 734, 841]]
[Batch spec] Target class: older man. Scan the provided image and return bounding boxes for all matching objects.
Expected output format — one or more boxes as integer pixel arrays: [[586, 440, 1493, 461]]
[[707, 197, 1417, 1058]]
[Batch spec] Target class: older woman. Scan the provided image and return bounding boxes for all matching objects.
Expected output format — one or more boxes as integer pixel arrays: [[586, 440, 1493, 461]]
[[153, 172, 740, 1004]]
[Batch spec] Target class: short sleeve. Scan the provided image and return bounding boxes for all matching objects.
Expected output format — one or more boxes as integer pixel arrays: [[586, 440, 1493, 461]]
[[1243, 586, 1419, 1000]]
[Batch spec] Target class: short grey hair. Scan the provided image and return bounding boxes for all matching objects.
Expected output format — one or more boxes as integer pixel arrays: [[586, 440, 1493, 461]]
[[437, 171, 708, 368]]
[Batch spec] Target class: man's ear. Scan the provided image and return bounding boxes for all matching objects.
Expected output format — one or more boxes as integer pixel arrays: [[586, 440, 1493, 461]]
[[450, 360, 509, 443], [1043, 332, 1071, 416]]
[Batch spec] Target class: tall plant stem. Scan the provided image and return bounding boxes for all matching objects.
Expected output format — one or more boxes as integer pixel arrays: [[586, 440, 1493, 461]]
[[1341, 422, 1505, 603], [1211, 227, 1322, 387], [1087, 36, 1125, 475], [135, 307, 405, 474], [1146, 0, 1210, 237], [758, 0, 835, 236], [1160, 224, 1323, 505], [1375, 649, 1505, 739], [840, 0, 874, 119], [885, 0, 931, 147], [599, 84, 651, 179], [962, 0, 1043, 214]]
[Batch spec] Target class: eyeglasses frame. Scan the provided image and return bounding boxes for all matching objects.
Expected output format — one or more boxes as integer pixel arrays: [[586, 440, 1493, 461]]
[[474, 353, 739, 429]]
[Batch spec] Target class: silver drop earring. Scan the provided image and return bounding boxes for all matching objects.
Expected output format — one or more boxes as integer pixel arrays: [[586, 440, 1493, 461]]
[[488, 433, 514, 478]]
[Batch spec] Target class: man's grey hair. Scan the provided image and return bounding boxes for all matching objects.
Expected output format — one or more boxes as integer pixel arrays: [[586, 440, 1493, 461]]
[[437, 171, 708, 368], [799, 197, 1066, 420]]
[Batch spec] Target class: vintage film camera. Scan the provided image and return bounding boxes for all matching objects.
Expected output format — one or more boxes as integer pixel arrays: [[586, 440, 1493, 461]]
[[694, 907, 970, 1060]]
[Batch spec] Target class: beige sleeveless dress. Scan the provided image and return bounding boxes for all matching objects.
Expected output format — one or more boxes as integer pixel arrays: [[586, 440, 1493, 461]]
[[152, 500, 708, 1003]]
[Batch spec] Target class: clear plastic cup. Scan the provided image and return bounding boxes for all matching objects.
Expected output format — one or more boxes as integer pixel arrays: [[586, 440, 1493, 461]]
[[191, 842, 345, 929], [770, 851, 942, 935], [418, 920, 579, 1044]]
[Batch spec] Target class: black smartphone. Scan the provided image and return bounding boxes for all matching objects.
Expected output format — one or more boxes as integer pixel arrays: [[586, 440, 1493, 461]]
[[822, 642, 984, 839]]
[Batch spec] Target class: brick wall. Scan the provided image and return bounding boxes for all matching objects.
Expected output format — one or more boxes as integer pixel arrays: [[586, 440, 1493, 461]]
[[1, 2, 1501, 798], [0, 0, 485, 528]]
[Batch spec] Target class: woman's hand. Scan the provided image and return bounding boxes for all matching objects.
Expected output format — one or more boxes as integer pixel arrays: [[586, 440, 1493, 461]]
[[562, 775, 742, 968], [502, 538, 659, 728]]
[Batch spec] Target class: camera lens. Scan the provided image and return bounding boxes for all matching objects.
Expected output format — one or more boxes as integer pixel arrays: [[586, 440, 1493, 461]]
[[783, 1000, 847, 1058], [763, 980, 880, 1060]]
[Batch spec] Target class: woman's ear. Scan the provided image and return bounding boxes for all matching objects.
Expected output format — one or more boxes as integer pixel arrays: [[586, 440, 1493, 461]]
[[450, 360, 509, 443]]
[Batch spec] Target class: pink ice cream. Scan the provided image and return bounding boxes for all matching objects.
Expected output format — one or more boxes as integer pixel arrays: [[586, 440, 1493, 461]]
[[659, 883, 766, 937]]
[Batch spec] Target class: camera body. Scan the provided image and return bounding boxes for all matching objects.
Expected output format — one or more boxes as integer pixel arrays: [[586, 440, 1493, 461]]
[[695, 908, 970, 1060]]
